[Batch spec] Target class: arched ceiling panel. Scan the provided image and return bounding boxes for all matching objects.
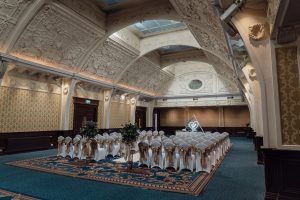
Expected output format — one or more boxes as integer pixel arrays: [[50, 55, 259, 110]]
[[11, 2, 104, 70], [81, 39, 138, 81], [0, 0, 33, 51], [170, 0, 231, 65], [118, 57, 173, 95], [106, 0, 180, 35]]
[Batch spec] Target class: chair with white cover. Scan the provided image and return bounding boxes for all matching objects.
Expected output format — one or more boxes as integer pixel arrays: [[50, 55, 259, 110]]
[[64, 136, 73, 158], [94, 136, 107, 161], [146, 130, 153, 144], [80, 137, 88, 160], [72, 137, 81, 159], [163, 142, 178, 170], [194, 143, 207, 172], [150, 140, 164, 169], [75, 134, 82, 140], [152, 131, 159, 140], [105, 136, 114, 156], [159, 130, 165, 141], [179, 143, 194, 171], [138, 142, 150, 167], [201, 141, 213, 173], [57, 136, 65, 157], [111, 135, 121, 157]]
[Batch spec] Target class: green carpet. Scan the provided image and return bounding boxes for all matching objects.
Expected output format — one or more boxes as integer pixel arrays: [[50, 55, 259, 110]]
[[0, 137, 265, 200]]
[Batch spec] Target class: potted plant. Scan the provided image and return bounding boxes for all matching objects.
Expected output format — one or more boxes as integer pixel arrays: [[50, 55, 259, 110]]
[[80, 121, 99, 139], [120, 122, 139, 168]]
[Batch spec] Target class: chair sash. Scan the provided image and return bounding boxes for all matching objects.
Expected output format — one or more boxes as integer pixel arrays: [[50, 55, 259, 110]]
[[73, 141, 80, 157], [138, 143, 148, 163], [90, 139, 98, 158], [152, 147, 160, 165], [82, 140, 91, 158], [57, 141, 63, 156], [165, 148, 175, 166]]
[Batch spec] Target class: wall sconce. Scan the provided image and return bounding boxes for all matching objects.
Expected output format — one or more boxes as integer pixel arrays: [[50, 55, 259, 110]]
[[131, 98, 136, 105], [105, 95, 109, 101], [63, 87, 68, 95]]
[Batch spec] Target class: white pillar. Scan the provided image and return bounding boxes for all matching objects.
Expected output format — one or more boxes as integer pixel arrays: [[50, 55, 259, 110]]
[[0, 59, 11, 86], [146, 106, 154, 127], [102, 89, 114, 129], [60, 79, 78, 130]]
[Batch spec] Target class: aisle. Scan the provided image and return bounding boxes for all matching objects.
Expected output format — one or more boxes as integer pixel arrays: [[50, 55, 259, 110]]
[[0, 137, 264, 200]]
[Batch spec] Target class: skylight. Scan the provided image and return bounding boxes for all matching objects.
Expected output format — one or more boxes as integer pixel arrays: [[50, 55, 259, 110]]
[[133, 20, 186, 37]]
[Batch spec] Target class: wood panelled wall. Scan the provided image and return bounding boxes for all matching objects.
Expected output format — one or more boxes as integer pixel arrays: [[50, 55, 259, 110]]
[[159, 106, 250, 127]]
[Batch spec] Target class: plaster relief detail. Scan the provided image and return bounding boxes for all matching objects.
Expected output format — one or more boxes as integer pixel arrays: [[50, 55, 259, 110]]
[[170, 0, 230, 62], [0, 0, 31, 48], [249, 68, 257, 81], [82, 40, 138, 80], [12, 3, 101, 69], [119, 58, 173, 94], [58, 0, 105, 29], [249, 23, 266, 41]]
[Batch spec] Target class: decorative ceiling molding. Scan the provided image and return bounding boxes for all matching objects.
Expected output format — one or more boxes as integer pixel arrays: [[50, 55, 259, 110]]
[[161, 49, 208, 68], [248, 23, 267, 41], [1, 0, 39, 53], [57, 0, 106, 29], [118, 57, 173, 94], [11, 2, 103, 70], [81, 39, 138, 81], [169, 0, 231, 66]]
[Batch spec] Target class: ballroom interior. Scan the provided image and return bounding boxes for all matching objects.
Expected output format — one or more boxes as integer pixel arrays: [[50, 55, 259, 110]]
[[0, 0, 299, 199]]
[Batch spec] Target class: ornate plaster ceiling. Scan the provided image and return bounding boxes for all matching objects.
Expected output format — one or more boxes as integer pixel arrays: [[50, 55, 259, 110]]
[[0, 0, 239, 97]]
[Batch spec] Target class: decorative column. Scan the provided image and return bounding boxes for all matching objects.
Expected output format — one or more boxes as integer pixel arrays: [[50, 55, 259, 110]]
[[102, 89, 114, 129], [146, 106, 154, 128], [0, 59, 11, 86], [60, 78, 78, 130]]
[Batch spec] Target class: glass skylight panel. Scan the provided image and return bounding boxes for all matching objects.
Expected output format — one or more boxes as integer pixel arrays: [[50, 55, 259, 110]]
[[133, 20, 186, 36]]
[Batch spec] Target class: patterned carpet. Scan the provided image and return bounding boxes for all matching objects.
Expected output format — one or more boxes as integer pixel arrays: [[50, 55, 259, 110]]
[[0, 189, 37, 200], [7, 150, 229, 196]]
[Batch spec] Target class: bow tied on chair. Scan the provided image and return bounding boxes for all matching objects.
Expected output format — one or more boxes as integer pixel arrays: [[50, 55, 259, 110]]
[[73, 137, 80, 157], [151, 141, 161, 165], [138, 142, 149, 163]]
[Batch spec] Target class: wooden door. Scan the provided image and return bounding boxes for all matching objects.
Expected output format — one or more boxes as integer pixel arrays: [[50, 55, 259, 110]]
[[73, 97, 99, 134], [135, 106, 146, 129]]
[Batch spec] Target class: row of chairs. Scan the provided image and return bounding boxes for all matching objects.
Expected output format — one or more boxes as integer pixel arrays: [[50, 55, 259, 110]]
[[136, 132, 230, 173], [57, 132, 122, 161], [57, 131, 230, 173]]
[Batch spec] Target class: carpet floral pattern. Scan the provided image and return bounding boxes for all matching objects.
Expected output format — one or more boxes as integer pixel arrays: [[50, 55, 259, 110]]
[[8, 155, 226, 196]]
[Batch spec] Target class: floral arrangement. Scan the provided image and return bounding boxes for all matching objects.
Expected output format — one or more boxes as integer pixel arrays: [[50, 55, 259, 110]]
[[80, 121, 98, 138], [120, 122, 139, 144]]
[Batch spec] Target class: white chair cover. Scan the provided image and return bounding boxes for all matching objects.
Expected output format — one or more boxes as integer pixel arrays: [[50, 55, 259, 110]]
[[64, 136, 73, 158], [57, 136, 65, 157], [150, 141, 164, 169]]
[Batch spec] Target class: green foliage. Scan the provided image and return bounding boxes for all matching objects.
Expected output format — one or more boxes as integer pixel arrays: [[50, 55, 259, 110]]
[[120, 122, 138, 144], [80, 121, 98, 138]]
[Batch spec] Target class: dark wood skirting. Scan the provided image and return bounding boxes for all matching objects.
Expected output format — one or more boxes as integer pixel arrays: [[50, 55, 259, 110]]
[[254, 136, 264, 165], [263, 148, 300, 200], [0, 130, 73, 154]]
